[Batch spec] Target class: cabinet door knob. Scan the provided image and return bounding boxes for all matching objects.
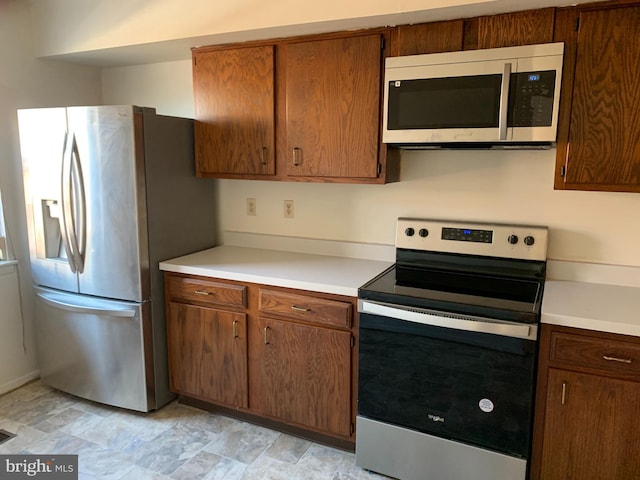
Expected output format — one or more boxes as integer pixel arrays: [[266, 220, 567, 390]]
[[603, 355, 632, 364]]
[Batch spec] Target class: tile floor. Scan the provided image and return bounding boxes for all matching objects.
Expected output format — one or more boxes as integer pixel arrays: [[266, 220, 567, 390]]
[[0, 381, 388, 480]]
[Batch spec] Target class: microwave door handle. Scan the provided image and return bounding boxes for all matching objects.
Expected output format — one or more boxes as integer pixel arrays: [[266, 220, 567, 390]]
[[498, 62, 512, 141]]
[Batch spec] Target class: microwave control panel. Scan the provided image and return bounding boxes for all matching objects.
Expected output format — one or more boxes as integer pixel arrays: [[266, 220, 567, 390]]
[[509, 70, 557, 127]]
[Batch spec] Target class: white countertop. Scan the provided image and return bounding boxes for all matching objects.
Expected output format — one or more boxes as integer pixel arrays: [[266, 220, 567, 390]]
[[542, 280, 640, 337], [159, 245, 393, 297]]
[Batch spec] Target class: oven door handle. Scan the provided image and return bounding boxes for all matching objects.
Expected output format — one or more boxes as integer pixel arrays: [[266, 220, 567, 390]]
[[360, 301, 536, 340]]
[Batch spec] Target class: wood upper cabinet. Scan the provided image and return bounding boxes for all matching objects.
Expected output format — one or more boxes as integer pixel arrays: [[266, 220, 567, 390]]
[[396, 20, 464, 56], [193, 45, 275, 176], [554, 4, 640, 192], [282, 34, 383, 179], [530, 324, 640, 479], [192, 32, 395, 183], [476, 8, 555, 48]]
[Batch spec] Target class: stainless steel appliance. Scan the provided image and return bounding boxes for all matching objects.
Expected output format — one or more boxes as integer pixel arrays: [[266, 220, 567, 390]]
[[356, 218, 548, 480], [18, 105, 216, 412], [383, 43, 564, 148]]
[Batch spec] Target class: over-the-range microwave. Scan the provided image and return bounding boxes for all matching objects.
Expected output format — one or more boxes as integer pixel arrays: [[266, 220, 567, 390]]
[[383, 42, 564, 149]]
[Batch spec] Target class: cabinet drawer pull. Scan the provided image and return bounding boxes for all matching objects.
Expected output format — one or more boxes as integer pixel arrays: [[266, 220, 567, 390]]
[[292, 147, 301, 166], [561, 381, 567, 405], [603, 355, 633, 364], [260, 146, 267, 165], [264, 326, 270, 345], [194, 290, 213, 296], [233, 320, 239, 338], [291, 305, 310, 312]]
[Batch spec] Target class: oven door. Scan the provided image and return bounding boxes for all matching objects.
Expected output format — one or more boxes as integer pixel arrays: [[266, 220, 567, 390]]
[[357, 302, 537, 459]]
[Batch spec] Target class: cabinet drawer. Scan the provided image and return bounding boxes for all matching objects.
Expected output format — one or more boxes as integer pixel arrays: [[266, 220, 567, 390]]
[[259, 289, 352, 328], [167, 275, 246, 308], [550, 331, 640, 376]]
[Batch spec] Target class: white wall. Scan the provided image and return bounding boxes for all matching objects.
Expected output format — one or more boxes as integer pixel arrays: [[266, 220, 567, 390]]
[[102, 61, 640, 267], [0, 0, 102, 393]]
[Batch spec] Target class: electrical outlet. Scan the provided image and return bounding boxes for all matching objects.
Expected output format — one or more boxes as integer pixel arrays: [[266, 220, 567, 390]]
[[247, 198, 256, 216], [284, 200, 294, 218]]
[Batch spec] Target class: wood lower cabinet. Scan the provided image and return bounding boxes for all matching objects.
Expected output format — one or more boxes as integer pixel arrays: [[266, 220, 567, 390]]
[[530, 324, 640, 479], [259, 317, 352, 437], [167, 302, 248, 408], [164, 272, 357, 447], [165, 275, 248, 407]]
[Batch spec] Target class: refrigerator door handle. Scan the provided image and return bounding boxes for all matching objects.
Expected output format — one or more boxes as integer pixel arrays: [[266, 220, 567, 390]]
[[60, 131, 77, 273], [70, 134, 87, 273], [35, 291, 136, 318], [62, 132, 86, 274]]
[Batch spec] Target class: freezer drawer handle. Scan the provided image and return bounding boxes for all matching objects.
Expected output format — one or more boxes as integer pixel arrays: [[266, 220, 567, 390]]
[[36, 292, 136, 318]]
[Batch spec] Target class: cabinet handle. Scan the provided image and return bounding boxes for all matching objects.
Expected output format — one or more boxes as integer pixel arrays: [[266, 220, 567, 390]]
[[194, 290, 213, 296], [260, 146, 267, 165], [291, 305, 310, 312], [264, 326, 270, 345], [561, 381, 567, 405], [603, 355, 632, 364], [232, 320, 239, 338], [292, 147, 301, 166]]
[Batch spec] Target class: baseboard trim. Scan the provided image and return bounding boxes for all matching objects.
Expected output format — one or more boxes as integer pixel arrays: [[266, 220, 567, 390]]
[[0, 370, 40, 396]]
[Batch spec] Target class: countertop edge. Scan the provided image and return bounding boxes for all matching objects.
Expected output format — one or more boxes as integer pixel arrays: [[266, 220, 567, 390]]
[[159, 263, 361, 297]]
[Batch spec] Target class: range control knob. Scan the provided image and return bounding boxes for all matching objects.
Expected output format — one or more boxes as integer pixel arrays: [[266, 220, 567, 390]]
[[524, 236, 535, 246], [507, 234, 519, 245], [419, 228, 429, 238], [405, 227, 415, 237]]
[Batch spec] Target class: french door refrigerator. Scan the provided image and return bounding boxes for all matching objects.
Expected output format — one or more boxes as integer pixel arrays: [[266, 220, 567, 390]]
[[18, 105, 216, 412]]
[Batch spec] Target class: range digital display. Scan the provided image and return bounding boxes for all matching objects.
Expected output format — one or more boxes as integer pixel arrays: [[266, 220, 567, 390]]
[[442, 227, 493, 243]]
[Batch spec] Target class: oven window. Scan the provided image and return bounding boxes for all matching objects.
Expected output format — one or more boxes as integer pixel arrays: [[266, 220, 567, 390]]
[[358, 313, 537, 458], [386, 75, 502, 130]]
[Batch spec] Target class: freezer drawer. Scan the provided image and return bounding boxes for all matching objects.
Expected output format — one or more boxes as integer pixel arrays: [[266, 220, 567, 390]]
[[34, 286, 152, 412]]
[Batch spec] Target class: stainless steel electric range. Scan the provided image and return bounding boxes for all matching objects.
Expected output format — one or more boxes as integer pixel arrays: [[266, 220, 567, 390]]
[[356, 218, 548, 480]]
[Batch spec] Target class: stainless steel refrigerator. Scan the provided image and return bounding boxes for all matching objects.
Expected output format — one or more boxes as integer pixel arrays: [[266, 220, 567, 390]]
[[17, 105, 216, 412]]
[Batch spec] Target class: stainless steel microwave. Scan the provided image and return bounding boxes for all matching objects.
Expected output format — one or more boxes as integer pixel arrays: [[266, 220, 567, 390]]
[[382, 42, 564, 148]]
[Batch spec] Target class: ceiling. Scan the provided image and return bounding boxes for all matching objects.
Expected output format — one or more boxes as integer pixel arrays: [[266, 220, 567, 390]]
[[31, 0, 594, 67]]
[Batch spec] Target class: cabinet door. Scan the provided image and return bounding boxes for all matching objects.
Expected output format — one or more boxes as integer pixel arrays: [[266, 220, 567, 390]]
[[284, 34, 382, 179], [167, 302, 248, 408], [539, 368, 640, 479], [477, 8, 555, 48], [193, 46, 275, 176], [259, 317, 352, 436], [557, 6, 640, 192], [397, 20, 464, 55]]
